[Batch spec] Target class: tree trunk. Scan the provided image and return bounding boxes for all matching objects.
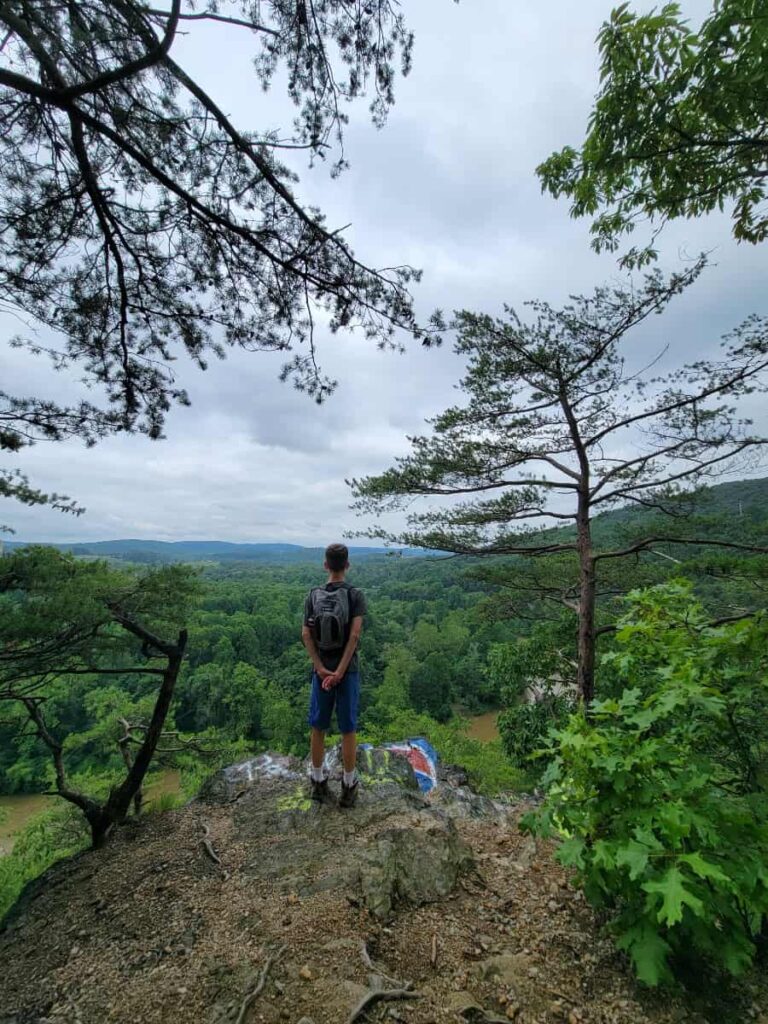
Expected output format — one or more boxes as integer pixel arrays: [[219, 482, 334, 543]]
[[102, 629, 188, 832], [576, 496, 596, 704], [89, 811, 113, 850], [117, 724, 144, 816], [20, 626, 188, 851], [577, 551, 596, 704]]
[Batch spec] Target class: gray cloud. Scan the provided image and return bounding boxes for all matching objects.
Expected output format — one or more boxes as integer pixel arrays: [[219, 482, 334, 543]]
[[2, 0, 765, 544]]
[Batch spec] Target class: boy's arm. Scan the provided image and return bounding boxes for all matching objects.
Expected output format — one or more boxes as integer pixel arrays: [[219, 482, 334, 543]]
[[324, 616, 363, 687], [302, 625, 330, 678]]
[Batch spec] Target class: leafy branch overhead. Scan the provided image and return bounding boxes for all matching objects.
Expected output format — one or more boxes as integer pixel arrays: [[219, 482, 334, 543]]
[[537, 0, 768, 265], [0, 0, 430, 493]]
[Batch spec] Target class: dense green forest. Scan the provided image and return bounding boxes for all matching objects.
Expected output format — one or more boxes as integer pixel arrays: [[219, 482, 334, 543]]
[[3, 476, 767, 803], [0, 549, 505, 798]]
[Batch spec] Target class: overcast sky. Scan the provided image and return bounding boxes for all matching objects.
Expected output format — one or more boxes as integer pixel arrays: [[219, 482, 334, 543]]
[[3, 0, 766, 544]]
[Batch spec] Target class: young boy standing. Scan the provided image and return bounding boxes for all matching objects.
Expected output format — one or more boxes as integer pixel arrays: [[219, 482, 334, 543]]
[[302, 543, 366, 807]]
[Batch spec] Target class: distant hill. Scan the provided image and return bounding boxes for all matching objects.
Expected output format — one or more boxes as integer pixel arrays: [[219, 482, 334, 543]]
[[590, 474, 768, 544], [0, 538, 422, 564], [594, 475, 768, 524], [3, 476, 765, 563]]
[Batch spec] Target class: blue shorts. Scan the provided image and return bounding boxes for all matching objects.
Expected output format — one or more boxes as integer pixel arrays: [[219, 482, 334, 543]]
[[308, 670, 360, 734]]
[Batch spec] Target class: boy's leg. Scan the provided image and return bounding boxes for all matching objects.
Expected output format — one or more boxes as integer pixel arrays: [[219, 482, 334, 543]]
[[337, 672, 360, 806], [307, 672, 334, 795], [341, 731, 357, 776], [310, 727, 327, 780]]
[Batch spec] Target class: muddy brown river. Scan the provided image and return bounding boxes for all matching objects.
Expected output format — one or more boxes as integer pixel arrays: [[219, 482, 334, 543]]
[[0, 771, 181, 856], [465, 709, 501, 742]]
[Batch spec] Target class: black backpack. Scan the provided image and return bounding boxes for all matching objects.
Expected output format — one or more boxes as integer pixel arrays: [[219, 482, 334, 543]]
[[309, 585, 351, 650]]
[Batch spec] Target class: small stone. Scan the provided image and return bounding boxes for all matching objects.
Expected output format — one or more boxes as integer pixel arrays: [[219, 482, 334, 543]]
[[506, 1005, 520, 1021], [287, 893, 299, 905], [296, 1019, 315, 1024], [527, 966, 539, 978], [547, 899, 558, 912], [299, 965, 313, 981]]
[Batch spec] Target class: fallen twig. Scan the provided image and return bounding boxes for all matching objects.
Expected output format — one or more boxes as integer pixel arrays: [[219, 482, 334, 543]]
[[346, 984, 420, 1024], [234, 944, 287, 1024], [430, 932, 438, 968], [544, 985, 576, 1004]]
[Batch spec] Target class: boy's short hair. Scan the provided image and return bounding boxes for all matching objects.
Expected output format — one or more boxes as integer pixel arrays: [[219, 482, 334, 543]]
[[325, 543, 349, 572]]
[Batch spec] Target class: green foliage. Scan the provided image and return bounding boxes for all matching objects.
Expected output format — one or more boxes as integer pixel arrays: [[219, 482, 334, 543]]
[[146, 791, 183, 814], [498, 697, 572, 770], [0, 469, 83, 533], [490, 626, 576, 769], [0, 549, 199, 810], [0, 805, 89, 924], [0, 546, 198, 682], [538, 1, 768, 265], [524, 582, 768, 985]]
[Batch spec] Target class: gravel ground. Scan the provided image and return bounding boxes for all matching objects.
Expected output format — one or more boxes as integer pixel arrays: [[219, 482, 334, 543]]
[[1, 776, 766, 1024]]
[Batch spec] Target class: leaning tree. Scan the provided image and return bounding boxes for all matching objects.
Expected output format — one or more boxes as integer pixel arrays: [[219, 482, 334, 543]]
[[0, 546, 197, 847], [0, 1, 437, 526], [537, 0, 768, 267], [350, 259, 768, 702]]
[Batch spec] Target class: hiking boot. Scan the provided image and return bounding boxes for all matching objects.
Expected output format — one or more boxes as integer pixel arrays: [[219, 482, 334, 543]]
[[310, 778, 334, 804], [339, 780, 359, 809]]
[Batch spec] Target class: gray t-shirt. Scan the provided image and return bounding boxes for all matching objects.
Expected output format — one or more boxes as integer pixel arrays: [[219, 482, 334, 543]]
[[303, 582, 367, 672]]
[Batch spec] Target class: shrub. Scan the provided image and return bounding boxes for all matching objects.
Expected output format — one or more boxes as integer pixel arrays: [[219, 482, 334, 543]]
[[523, 582, 768, 985], [498, 694, 572, 769]]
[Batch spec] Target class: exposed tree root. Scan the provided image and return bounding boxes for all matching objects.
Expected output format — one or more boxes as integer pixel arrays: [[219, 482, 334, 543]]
[[200, 821, 228, 880], [234, 944, 287, 1024], [346, 984, 421, 1024]]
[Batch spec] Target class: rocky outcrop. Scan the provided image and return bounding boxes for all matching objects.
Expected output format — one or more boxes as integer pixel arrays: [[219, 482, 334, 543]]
[[198, 746, 476, 920]]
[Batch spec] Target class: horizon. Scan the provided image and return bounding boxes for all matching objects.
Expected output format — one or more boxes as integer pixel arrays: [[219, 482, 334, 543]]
[[4, 471, 766, 549], [1, 537, 402, 549]]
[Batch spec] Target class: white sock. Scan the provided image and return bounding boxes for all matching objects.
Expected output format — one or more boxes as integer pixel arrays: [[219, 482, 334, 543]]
[[343, 770, 357, 787], [311, 765, 325, 783]]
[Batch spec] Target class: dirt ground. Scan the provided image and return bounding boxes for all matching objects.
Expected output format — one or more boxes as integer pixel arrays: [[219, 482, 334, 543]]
[[1, 768, 766, 1024]]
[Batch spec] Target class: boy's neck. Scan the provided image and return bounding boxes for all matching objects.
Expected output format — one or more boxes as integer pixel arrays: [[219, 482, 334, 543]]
[[327, 571, 347, 584]]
